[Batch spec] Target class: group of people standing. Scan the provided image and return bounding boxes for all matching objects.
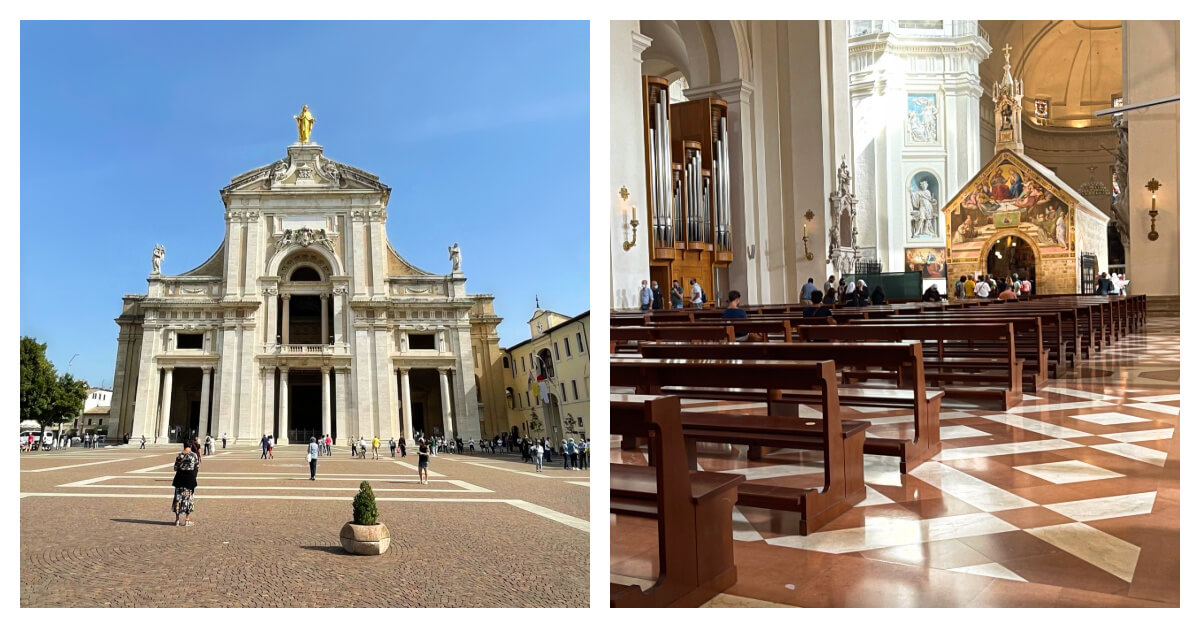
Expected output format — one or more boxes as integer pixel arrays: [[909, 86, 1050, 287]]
[[639, 278, 706, 310], [518, 436, 590, 471], [953, 273, 1031, 300]]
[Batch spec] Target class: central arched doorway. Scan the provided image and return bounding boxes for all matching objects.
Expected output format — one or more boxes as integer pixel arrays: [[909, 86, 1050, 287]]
[[985, 232, 1038, 290]]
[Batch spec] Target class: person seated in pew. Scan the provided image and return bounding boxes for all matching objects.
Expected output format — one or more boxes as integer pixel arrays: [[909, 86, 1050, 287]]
[[802, 290, 833, 318], [870, 285, 887, 305], [722, 291, 764, 341], [997, 284, 1018, 300], [923, 284, 943, 302]]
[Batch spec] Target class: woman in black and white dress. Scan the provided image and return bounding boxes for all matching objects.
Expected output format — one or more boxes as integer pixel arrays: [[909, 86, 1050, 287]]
[[172, 444, 200, 527]]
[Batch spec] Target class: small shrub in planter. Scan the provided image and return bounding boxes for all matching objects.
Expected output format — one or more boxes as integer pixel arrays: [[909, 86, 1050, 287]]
[[340, 481, 390, 555]]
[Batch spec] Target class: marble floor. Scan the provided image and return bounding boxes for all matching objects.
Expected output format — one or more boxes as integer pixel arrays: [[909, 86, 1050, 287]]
[[610, 317, 1179, 607]]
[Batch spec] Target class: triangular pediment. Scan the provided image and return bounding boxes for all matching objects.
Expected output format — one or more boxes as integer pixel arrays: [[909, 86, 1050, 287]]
[[220, 143, 391, 201], [943, 149, 1107, 260]]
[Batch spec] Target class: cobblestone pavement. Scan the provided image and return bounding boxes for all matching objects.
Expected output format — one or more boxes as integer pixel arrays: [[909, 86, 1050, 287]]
[[20, 445, 590, 607]]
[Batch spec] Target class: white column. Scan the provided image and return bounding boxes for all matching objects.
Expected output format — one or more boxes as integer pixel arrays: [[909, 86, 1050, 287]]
[[334, 367, 348, 444], [199, 366, 213, 437], [320, 294, 330, 344], [265, 291, 278, 346], [261, 366, 275, 438], [332, 290, 346, 345], [321, 366, 332, 438], [281, 294, 291, 345], [439, 367, 455, 441], [158, 366, 174, 443], [278, 367, 290, 444], [400, 368, 414, 445]]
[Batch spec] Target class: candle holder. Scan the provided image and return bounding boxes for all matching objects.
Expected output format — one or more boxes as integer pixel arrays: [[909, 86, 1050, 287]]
[[623, 210, 640, 251], [1146, 178, 1160, 241], [802, 210, 815, 260]]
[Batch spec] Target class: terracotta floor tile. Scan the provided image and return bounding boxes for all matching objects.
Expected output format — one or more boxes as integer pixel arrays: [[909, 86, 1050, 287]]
[[957, 530, 1063, 563], [1001, 550, 1131, 596], [991, 506, 1076, 529]]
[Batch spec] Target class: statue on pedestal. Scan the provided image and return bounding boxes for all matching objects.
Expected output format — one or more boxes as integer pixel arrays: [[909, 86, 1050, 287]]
[[294, 104, 315, 143], [448, 243, 462, 272], [151, 244, 165, 274]]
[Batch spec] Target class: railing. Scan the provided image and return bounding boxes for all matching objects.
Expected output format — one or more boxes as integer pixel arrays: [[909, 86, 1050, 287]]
[[280, 344, 331, 355]]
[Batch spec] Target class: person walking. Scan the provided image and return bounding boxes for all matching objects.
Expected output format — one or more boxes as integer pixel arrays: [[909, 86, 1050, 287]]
[[139, 434, 146, 450], [562, 440, 570, 469], [567, 438, 578, 470], [690, 278, 704, 308], [581, 439, 590, 470], [267, 435, 275, 459], [389, 437, 397, 458], [171, 443, 200, 527], [639, 280, 652, 311], [372, 435, 381, 460], [533, 440, 544, 472], [399, 438, 407, 457], [417, 440, 430, 485], [358, 436, 367, 460], [204, 435, 213, 456], [221, 432, 227, 449], [307, 437, 320, 481], [325, 433, 333, 456], [350, 437, 357, 458]]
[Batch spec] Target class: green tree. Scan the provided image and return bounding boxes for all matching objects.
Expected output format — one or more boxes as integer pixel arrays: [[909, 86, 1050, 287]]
[[20, 336, 87, 429], [528, 410, 543, 438]]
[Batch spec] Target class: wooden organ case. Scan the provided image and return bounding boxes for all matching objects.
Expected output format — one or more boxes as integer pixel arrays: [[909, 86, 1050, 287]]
[[642, 76, 733, 306]]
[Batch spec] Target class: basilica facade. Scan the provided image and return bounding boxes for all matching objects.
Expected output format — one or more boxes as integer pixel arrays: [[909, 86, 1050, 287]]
[[108, 118, 504, 445]]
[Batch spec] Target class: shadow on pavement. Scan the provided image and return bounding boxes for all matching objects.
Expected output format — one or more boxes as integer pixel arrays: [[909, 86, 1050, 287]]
[[111, 518, 177, 526]]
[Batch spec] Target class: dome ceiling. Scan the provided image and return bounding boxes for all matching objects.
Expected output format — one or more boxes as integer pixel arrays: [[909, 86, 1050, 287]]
[[980, 20, 1122, 129]]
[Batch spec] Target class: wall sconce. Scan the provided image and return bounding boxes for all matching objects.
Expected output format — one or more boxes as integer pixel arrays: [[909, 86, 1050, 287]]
[[620, 186, 639, 251], [1145, 178, 1160, 241], [802, 210, 815, 260]]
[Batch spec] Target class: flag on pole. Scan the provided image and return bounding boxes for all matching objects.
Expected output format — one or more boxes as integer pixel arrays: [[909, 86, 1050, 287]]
[[537, 374, 550, 404]]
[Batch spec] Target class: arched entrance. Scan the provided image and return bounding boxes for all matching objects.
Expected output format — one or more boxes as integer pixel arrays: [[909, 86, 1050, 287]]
[[985, 232, 1038, 289]]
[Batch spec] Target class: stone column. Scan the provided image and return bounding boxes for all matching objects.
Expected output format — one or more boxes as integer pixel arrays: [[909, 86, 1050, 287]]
[[265, 290, 278, 346], [400, 368, 414, 445], [261, 366, 276, 438], [439, 367, 455, 441], [278, 367, 290, 444], [321, 366, 332, 439], [334, 367, 348, 444], [199, 366, 213, 436], [332, 289, 346, 345], [320, 294, 330, 344], [281, 294, 291, 345], [159, 366, 174, 443]]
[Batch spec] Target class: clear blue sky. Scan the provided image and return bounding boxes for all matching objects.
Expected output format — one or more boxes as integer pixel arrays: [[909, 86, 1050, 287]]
[[20, 21, 590, 388]]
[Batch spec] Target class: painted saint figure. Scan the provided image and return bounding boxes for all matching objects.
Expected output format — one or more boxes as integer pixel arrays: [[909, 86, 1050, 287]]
[[294, 105, 315, 143], [151, 244, 165, 274]]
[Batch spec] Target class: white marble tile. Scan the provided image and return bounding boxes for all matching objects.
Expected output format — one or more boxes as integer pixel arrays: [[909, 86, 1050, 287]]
[[1068, 412, 1151, 426], [1098, 427, 1175, 443], [909, 462, 1035, 512], [1132, 393, 1180, 403], [1010, 400, 1112, 414], [940, 425, 991, 440], [766, 512, 1017, 555], [1090, 442, 1168, 467], [862, 454, 903, 487], [731, 506, 764, 542], [1027, 522, 1142, 582], [1126, 402, 1179, 417], [1021, 394, 1042, 401], [1013, 460, 1124, 484], [947, 562, 1027, 582], [1041, 387, 1123, 402], [1044, 491, 1157, 522], [936, 439, 1082, 461], [682, 402, 767, 413], [979, 413, 1092, 439], [856, 485, 895, 507]]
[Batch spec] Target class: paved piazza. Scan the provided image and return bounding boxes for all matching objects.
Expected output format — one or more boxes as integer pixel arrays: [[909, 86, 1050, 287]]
[[21, 446, 589, 607], [612, 317, 1180, 607]]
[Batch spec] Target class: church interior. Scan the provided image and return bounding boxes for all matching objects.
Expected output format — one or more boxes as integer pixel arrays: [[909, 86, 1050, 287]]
[[608, 20, 1179, 607]]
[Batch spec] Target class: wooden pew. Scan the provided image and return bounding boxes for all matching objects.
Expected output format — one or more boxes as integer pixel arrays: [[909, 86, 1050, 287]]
[[612, 358, 866, 534], [790, 323, 1025, 409], [611, 395, 744, 608], [638, 341, 943, 473], [610, 325, 734, 354]]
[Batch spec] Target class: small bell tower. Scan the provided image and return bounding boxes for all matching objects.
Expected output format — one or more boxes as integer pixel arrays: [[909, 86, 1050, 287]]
[[992, 43, 1025, 154]]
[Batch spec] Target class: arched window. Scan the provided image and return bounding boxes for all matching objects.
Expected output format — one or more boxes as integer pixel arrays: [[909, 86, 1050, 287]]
[[290, 266, 321, 282]]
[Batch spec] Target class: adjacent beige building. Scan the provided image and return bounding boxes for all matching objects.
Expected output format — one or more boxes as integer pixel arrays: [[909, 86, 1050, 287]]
[[501, 310, 591, 442]]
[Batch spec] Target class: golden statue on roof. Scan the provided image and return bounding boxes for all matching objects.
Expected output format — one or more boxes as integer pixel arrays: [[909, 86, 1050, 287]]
[[294, 104, 315, 143]]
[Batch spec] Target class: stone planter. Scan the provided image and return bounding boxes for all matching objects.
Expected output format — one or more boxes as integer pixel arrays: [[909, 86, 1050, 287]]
[[339, 522, 390, 555]]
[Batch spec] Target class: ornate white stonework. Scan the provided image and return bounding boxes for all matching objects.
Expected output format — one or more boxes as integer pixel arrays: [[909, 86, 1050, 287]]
[[108, 138, 493, 447]]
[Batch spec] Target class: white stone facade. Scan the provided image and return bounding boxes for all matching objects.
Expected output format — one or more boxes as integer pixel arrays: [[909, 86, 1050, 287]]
[[108, 140, 482, 446]]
